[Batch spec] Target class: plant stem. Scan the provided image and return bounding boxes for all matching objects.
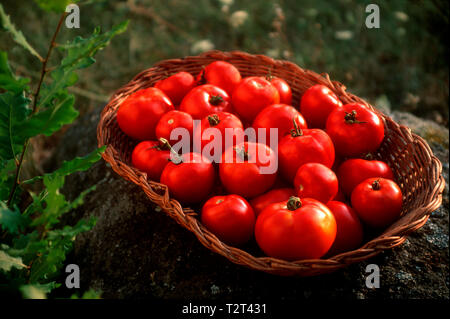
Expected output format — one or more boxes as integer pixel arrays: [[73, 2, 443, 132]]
[[6, 12, 67, 208]]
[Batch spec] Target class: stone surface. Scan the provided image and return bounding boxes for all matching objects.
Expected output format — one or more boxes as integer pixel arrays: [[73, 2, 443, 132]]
[[48, 106, 449, 300]]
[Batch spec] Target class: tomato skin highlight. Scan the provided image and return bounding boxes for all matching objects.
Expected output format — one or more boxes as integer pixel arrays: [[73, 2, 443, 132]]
[[232, 76, 280, 123], [131, 140, 171, 181], [294, 163, 338, 204], [351, 177, 403, 228], [199, 61, 242, 96], [255, 197, 337, 261], [270, 77, 292, 105], [337, 158, 394, 197], [219, 142, 277, 199], [326, 201, 364, 255], [252, 104, 307, 144], [117, 87, 174, 140], [154, 71, 196, 106], [278, 128, 335, 183], [201, 195, 255, 246], [179, 84, 232, 120], [300, 84, 343, 129], [160, 152, 215, 205], [155, 110, 194, 146], [325, 103, 385, 157], [249, 188, 296, 217]]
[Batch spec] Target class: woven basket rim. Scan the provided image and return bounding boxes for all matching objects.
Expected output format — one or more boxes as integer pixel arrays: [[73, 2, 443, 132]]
[[96, 50, 445, 276]]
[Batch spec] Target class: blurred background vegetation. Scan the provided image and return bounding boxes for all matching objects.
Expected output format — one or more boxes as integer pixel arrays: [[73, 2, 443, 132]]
[[1, 0, 448, 126]]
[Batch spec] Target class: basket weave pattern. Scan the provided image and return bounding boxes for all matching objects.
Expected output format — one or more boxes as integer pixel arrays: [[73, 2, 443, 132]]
[[97, 51, 445, 276]]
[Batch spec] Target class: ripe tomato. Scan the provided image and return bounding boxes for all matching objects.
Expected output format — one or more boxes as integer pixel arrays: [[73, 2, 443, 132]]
[[252, 104, 307, 144], [117, 87, 174, 140], [155, 110, 193, 146], [255, 197, 336, 260], [232, 76, 280, 123], [154, 71, 196, 106], [294, 163, 338, 204], [160, 152, 215, 205], [219, 142, 277, 198], [197, 61, 242, 96], [337, 157, 394, 196], [278, 125, 335, 183], [194, 112, 244, 161], [326, 103, 385, 157], [333, 187, 346, 202], [131, 140, 171, 181], [269, 77, 292, 105], [351, 177, 403, 228], [299, 84, 343, 129], [249, 188, 295, 217], [201, 195, 255, 246], [326, 201, 363, 255], [179, 84, 231, 119]]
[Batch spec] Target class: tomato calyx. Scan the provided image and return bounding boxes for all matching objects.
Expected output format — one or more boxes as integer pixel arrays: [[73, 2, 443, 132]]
[[344, 110, 367, 124], [209, 95, 224, 106], [234, 146, 250, 162], [287, 196, 302, 210], [290, 118, 304, 137], [371, 179, 381, 190], [364, 152, 375, 160], [158, 137, 183, 164], [207, 114, 220, 126]]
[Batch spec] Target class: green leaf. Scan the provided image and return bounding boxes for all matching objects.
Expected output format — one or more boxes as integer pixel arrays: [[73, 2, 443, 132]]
[[47, 217, 96, 241], [34, 0, 80, 13], [0, 4, 43, 61], [0, 250, 26, 273], [0, 51, 30, 94], [37, 20, 129, 110], [0, 202, 29, 234], [18, 92, 78, 139], [0, 158, 16, 201], [0, 91, 31, 161], [71, 288, 102, 299], [23, 146, 106, 185], [20, 284, 47, 299]]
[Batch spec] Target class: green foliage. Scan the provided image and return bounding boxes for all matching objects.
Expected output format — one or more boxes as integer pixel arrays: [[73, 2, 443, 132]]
[[0, 4, 127, 299], [34, 0, 80, 13], [0, 4, 43, 62]]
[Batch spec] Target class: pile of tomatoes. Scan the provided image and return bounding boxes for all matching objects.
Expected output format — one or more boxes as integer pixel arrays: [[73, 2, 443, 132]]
[[117, 60, 403, 261]]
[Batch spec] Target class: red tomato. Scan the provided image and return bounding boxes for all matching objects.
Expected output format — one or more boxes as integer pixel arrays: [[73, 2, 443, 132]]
[[326, 201, 363, 255], [252, 104, 307, 144], [337, 158, 394, 197], [179, 84, 231, 119], [154, 71, 196, 106], [250, 188, 295, 217], [117, 87, 174, 140], [160, 152, 215, 205], [300, 84, 343, 129], [269, 77, 292, 105], [333, 188, 347, 202], [232, 77, 280, 123], [278, 126, 335, 183], [219, 142, 277, 198], [201, 195, 255, 246], [155, 110, 193, 146], [351, 177, 403, 228], [326, 103, 385, 157], [197, 61, 242, 96], [131, 140, 171, 181], [194, 112, 244, 160], [294, 163, 338, 204], [255, 197, 336, 260]]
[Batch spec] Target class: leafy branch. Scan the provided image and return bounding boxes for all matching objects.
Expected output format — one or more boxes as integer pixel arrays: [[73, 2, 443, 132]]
[[0, 2, 128, 298]]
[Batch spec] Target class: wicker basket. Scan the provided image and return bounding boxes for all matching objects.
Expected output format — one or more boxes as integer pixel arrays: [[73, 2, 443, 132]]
[[96, 51, 445, 276]]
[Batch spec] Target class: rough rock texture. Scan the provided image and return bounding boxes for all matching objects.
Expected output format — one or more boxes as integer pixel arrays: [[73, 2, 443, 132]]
[[47, 106, 449, 300]]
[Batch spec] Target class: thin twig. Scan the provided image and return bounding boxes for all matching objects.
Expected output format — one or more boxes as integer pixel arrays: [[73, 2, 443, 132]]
[[6, 12, 67, 207]]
